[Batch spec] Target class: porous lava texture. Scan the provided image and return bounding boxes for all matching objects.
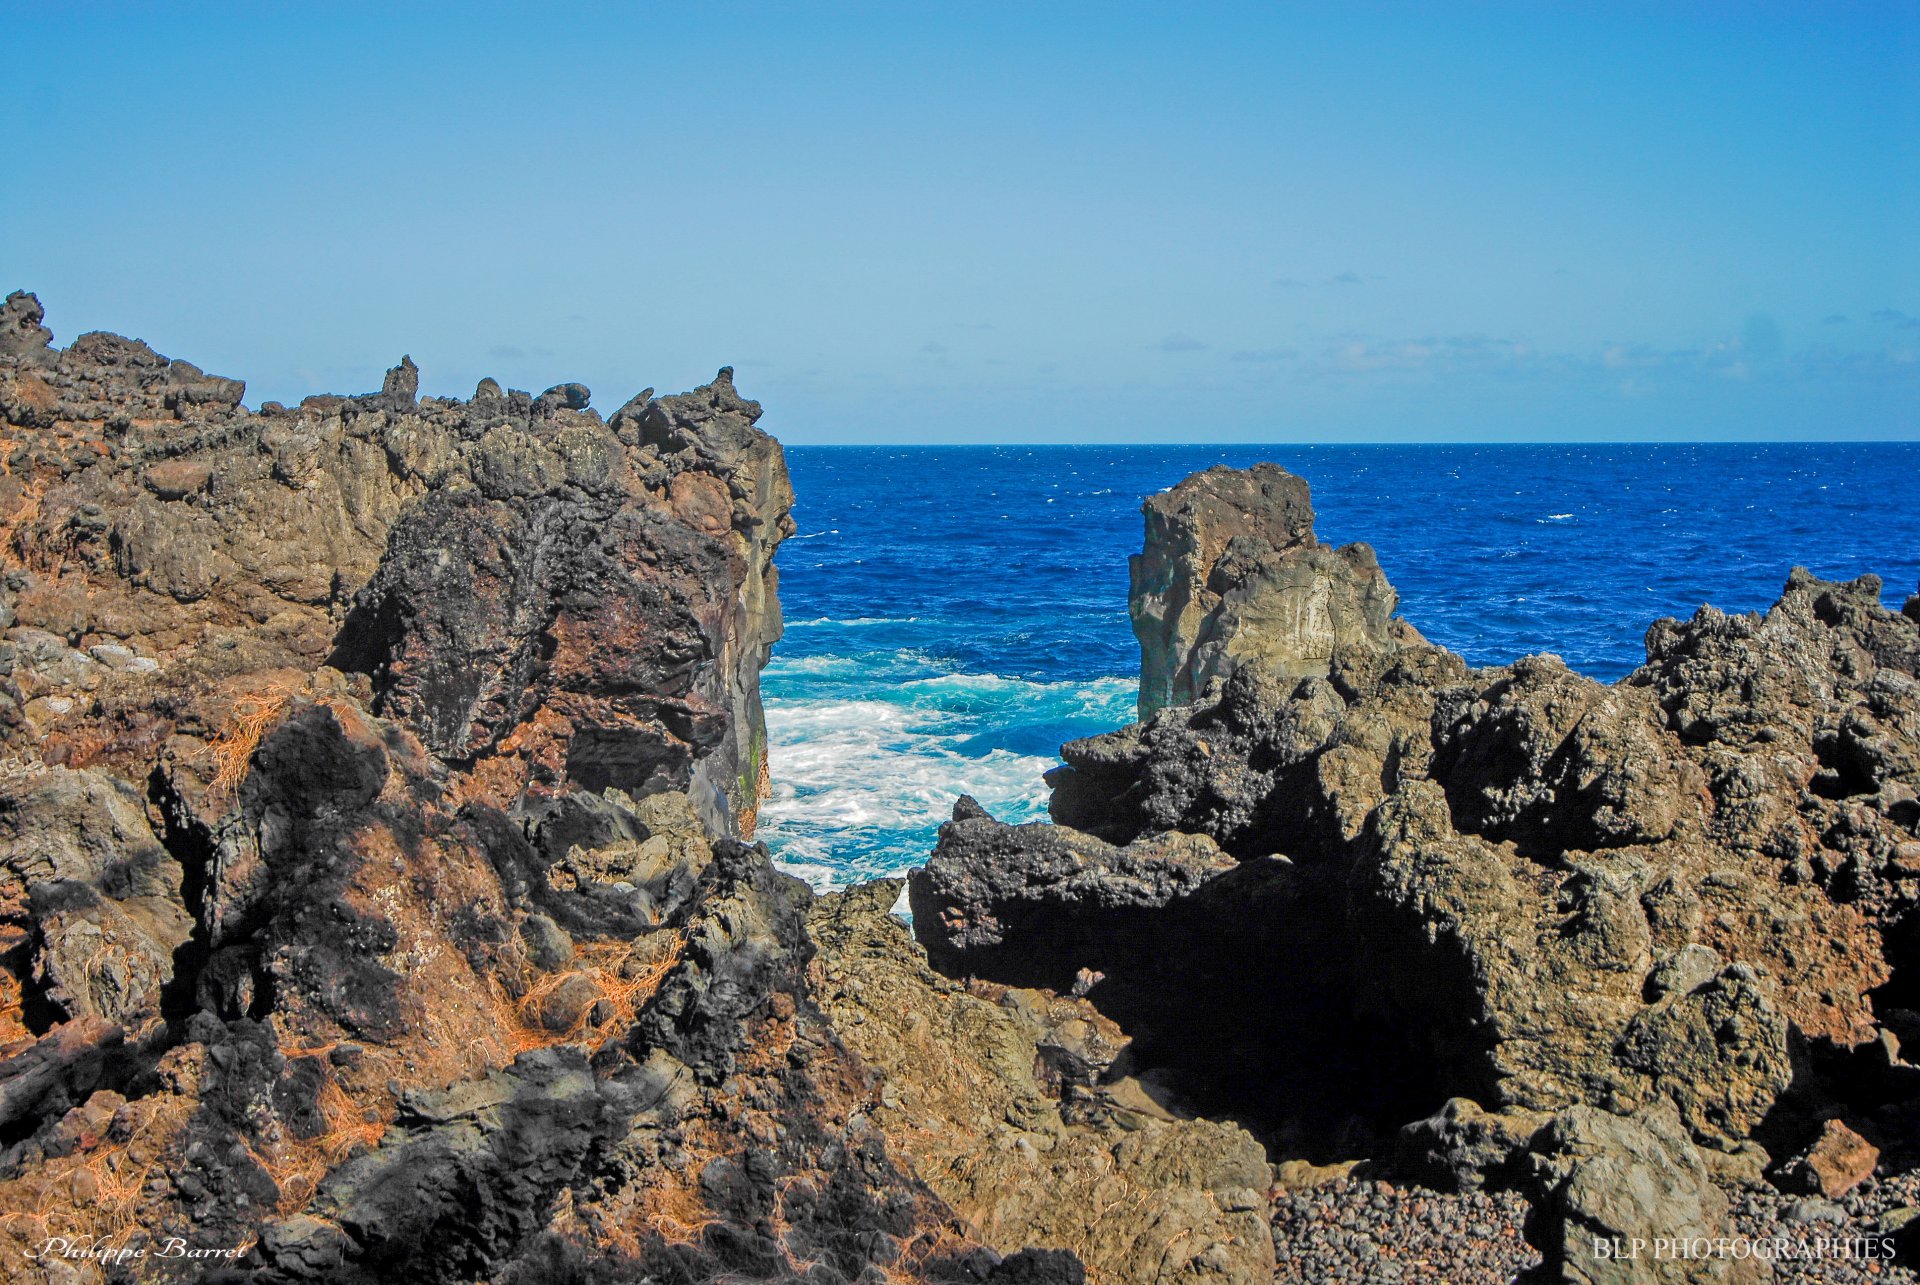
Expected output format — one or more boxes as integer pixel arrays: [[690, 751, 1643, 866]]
[[13, 291, 1920, 1285], [0, 293, 1094, 1283], [914, 461, 1920, 1284]]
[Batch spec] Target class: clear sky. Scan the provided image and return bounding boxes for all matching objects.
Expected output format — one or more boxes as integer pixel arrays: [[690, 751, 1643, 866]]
[[7, 2, 1916, 442]]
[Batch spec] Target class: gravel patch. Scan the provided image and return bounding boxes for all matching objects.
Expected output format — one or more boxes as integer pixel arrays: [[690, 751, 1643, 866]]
[[1727, 1169, 1920, 1284], [1270, 1177, 1540, 1284]]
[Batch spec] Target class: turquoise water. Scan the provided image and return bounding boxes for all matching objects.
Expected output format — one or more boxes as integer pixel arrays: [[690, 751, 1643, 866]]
[[757, 444, 1920, 888]]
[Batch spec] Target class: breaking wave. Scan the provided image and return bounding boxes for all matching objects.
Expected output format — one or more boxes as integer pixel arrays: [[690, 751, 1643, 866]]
[[756, 643, 1135, 890], [756, 442, 1920, 890]]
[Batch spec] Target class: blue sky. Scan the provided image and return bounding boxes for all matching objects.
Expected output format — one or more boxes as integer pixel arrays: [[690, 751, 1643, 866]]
[[7, 2, 1915, 441]]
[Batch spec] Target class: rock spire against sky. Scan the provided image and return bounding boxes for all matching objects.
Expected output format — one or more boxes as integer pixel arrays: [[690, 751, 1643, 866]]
[[8, 2, 1915, 441]]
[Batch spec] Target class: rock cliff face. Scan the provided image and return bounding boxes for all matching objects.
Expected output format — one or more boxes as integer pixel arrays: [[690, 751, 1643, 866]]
[[1130, 463, 1401, 718], [917, 461, 1920, 1282], [0, 294, 1091, 1283], [0, 289, 789, 838]]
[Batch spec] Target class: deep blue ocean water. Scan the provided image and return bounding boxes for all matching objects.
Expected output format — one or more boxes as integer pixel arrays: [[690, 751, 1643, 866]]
[[756, 444, 1920, 889]]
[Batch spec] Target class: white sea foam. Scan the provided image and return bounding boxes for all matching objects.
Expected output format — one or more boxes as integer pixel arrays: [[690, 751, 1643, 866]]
[[762, 653, 869, 677], [756, 670, 1136, 891], [785, 616, 919, 628]]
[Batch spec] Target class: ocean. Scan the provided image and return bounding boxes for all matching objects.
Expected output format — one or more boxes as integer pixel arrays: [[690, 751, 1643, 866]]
[[755, 443, 1920, 889]]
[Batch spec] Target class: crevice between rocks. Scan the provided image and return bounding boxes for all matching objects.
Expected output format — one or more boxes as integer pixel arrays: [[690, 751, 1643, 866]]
[[149, 765, 221, 1033], [4, 922, 63, 1039]]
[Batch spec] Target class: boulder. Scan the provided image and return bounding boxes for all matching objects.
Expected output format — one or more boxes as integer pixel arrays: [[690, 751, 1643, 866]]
[[1782, 1119, 1879, 1199], [0, 767, 193, 1027], [1525, 1104, 1764, 1284], [1130, 463, 1400, 717]]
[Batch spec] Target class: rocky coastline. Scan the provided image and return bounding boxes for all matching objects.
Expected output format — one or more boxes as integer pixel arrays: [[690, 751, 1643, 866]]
[[914, 461, 1920, 1283], [2, 292, 1918, 1284]]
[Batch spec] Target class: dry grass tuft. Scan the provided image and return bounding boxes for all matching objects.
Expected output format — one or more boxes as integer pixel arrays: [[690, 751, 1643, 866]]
[[0, 1092, 185, 1260], [483, 930, 686, 1056], [252, 1075, 392, 1214], [637, 1169, 724, 1246], [208, 683, 299, 798]]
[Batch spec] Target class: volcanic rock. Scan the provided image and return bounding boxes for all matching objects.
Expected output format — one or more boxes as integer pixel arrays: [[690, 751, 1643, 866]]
[[1527, 1103, 1763, 1285], [0, 767, 193, 1028], [918, 462, 1920, 1280], [1130, 462, 1402, 717], [1782, 1119, 1879, 1200], [0, 291, 54, 357], [0, 291, 790, 837], [0, 295, 1082, 1283], [814, 879, 1275, 1283]]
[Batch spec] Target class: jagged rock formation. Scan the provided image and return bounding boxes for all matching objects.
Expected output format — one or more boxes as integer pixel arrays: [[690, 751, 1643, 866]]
[[0, 294, 1088, 1283], [0, 288, 789, 838], [1130, 462, 1402, 718], [916, 461, 1920, 1282], [13, 293, 1919, 1284]]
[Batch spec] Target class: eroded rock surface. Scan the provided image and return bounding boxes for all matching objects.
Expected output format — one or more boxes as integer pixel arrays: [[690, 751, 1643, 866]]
[[0, 290, 789, 837], [1528, 1104, 1764, 1285], [917, 461, 1920, 1282], [0, 295, 1079, 1283], [11, 299, 1918, 1284], [1130, 462, 1402, 717], [811, 880, 1274, 1284]]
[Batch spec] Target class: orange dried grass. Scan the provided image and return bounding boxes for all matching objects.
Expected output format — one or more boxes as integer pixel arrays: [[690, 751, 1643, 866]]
[[207, 683, 298, 797], [482, 930, 685, 1056], [205, 680, 365, 802], [252, 1075, 391, 1214], [0, 1095, 179, 1256], [637, 1169, 724, 1246]]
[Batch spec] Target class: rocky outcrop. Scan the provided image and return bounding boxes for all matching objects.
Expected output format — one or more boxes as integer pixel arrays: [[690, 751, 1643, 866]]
[[811, 879, 1274, 1284], [13, 296, 1919, 1283], [1129, 462, 1402, 717], [0, 768, 193, 1030], [1527, 1104, 1763, 1285], [917, 461, 1920, 1281], [0, 296, 1080, 1283], [244, 825, 992, 1285], [0, 290, 789, 837]]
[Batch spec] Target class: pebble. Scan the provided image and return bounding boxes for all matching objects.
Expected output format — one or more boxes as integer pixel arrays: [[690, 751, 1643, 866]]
[[1270, 1177, 1540, 1284], [1269, 1166, 1920, 1283], [1729, 1170, 1920, 1284]]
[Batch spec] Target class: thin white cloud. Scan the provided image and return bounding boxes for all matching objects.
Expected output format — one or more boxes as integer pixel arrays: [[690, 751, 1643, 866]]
[[1153, 332, 1208, 352]]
